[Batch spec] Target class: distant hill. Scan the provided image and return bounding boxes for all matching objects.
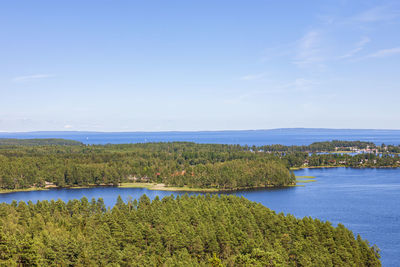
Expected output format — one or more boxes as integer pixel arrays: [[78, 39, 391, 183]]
[[0, 138, 82, 146]]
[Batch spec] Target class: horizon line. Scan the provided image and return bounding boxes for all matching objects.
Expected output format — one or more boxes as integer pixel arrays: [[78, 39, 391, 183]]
[[1, 127, 400, 134]]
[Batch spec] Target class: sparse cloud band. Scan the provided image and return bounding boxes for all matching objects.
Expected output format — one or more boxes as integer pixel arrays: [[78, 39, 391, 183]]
[[13, 74, 54, 82], [367, 47, 400, 58], [240, 72, 267, 81]]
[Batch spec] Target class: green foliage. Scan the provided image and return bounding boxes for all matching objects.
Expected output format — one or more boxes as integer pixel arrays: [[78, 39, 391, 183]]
[[0, 138, 82, 146], [259, 140, 376, 152], [0, 140, 397, 191], [0, 142, 294, 190], [283, 152, 400, 168], [0, 195, 380, 266]]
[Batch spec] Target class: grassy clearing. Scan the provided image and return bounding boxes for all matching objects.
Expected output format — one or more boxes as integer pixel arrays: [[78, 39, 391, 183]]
[[0, 181, 300, 194], [118, 182, 157, 189], [0, 187, 49, 194], [118, 183, 218, 192], [117, 182, 295, 192], [119, 183, 225, 192]]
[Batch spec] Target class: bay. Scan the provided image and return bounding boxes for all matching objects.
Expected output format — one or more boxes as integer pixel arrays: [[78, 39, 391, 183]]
[[0, 168, 399, 266], [1, 129, 399, 265]]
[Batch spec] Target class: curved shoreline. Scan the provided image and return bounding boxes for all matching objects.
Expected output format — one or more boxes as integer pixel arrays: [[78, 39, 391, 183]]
[[3, 165, 398, 194], [0, 182, 298, 194]]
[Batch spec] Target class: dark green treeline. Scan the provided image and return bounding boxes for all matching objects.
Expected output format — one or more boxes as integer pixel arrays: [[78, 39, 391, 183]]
[[0, 195, 380, 266], [1, 140, 398, 191], [0, 142, 294, 190]]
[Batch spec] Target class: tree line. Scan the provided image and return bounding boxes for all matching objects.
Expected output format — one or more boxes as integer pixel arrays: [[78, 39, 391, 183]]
[[282, 152, 400, 168], [0, 140, 398, 191], [258, 140, 377, 152], [0, 138, 82, 146], [0, 195, 380, 266], [0, 142, 294, 190]]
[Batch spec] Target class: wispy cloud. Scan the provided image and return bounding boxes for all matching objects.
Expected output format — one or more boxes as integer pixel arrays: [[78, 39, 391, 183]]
[[340, 37, 370, 59], [261, 42, 295, 62], [283, 78, 317, 91], [293, 31, 325, 68], [240, 72, 267, 81], [223, 93, 251, 105], [13, 74, 53, 82], [352, 4, 400, 22], [366, 47, 400, 58]]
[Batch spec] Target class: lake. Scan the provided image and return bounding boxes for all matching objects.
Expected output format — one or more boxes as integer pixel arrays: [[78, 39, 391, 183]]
[[1, 128, 400, 145], [0, 167, 398, 266]]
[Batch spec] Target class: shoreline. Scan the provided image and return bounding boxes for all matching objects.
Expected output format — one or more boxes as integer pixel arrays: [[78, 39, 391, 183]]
[[0, 187, 50, 194], [0, 182, 298, 194], [3, 165, 398, 194], [0, 183, 117, 194], [119, 182, 299, 192], [290, 165, 399, 170]]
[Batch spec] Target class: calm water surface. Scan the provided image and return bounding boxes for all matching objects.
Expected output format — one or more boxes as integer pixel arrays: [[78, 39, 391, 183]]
[[0, 168, 399, 266], [1, 128, 400, 145]]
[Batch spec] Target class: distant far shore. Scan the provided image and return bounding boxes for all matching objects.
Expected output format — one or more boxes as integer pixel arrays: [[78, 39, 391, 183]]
[[1, 128, 400, 146]]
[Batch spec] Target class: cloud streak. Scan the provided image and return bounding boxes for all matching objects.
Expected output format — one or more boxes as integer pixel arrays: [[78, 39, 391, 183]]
[[366, 47, 400, 58], [240, 72, 267, 81], [340, 37, 370, 59], [279, 78, 318, 92], [352, 4, 400, 22], [13, 74, 53, 82], [293, 31, 325, 69]]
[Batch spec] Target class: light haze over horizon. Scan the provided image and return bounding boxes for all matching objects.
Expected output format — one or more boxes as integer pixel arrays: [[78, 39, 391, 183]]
[[1, 1, 400, 132]]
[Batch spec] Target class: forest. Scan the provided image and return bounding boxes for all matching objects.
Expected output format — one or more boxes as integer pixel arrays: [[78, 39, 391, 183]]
[[0, 140, 398, 191], [0, 142, 294, 190], [283, 152, 400, 169], [0, 139, 82, 146], [258, 140, 377, 152], [0, 194, 381, 266]]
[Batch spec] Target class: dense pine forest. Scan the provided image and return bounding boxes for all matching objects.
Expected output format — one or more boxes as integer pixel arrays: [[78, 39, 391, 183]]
[[0, 139, 398, 191], [0, 142, 294, 190], [0, 138, 82, 146], [258, 140, 377, 152], [0, 195, 380, 266]]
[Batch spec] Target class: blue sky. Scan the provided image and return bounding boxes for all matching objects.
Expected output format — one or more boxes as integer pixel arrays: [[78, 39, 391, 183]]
[[1, 0, 400, 131]]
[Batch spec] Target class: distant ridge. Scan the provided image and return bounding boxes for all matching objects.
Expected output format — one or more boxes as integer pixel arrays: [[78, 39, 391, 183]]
[[0, 138, 83, 146], [1, 128, 400, 134]]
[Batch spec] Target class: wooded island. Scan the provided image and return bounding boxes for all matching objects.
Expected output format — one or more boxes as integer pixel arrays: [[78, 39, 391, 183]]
[[0, 139, 398, 192]]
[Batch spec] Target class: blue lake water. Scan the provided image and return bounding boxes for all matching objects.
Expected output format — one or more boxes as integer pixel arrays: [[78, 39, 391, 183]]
[[0, 167, 399, 266], [1, 129, 399, 265], [1, 128, 400, 145]]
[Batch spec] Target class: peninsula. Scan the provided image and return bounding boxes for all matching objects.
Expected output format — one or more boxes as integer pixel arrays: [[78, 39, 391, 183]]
[[0, 139, 398, 193]]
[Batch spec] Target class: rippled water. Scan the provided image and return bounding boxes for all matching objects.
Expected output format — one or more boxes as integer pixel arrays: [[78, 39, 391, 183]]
[[0, 167, 399, 266]]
